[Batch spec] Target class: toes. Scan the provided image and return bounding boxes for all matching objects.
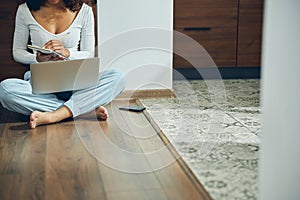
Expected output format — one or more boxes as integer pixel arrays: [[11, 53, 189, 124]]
[[97, 112, 108, 120], [96, 106, 108, 120], [29, 111, 41, 129], [30, 119, 37, 129]]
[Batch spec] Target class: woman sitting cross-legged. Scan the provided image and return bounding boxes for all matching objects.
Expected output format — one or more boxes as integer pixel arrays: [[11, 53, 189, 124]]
[[0, 0, 125, 128]]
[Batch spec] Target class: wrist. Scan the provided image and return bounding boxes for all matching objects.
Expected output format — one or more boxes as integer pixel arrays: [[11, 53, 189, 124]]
[[64, 48, 70, 58]]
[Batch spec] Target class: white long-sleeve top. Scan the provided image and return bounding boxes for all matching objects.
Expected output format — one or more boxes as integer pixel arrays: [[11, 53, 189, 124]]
[[13, 3, 95, 64]]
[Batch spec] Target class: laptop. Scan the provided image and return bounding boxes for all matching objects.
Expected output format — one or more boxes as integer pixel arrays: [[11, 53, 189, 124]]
[[30, 57, 100, 94]]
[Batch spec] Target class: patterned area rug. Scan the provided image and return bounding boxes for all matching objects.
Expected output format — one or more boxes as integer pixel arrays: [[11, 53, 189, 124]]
[[140, 79, 261, 200]]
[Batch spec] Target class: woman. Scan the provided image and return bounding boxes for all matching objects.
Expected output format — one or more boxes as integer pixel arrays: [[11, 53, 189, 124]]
[[0, 0, 125, 128]]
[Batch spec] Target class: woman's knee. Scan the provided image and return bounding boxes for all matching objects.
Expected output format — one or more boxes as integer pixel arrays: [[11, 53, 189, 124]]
[[0, 79, 31, 105], [0, 79, 16, 103], [105, 69, 123, 78], [0, 78, 30, 94], [111, 69, 125, 90], [0, 79, 32, 115], [0, 79, 15, 97], [101, 69, 125, 88], [102, 69, 125, 96]]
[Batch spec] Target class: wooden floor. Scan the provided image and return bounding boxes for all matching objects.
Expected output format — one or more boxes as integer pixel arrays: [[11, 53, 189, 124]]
[[0, 99, 211, 200]]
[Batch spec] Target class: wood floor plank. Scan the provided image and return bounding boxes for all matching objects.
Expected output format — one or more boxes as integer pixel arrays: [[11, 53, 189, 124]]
[[0, 122, 46, 200], [0, 106, 6, 137], [106, 189, 169, 200], [44, 122, 106, 200]]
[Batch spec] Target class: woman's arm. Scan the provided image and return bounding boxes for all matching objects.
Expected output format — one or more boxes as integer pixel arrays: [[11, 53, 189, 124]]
[[12, 5, 37, 64], [68, 5, 95, 59]]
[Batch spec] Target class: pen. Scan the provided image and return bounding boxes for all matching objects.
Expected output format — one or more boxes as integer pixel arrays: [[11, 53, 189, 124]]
[[53, 51, 70, 60]]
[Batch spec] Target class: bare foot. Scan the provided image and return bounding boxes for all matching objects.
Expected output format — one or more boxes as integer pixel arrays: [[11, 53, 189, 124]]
[[29, 106, 73, 129], [75, 106, 108, 121], [29, 106, 107, 129], [95, 106, 109, 120], [30, 111, 52, 129]]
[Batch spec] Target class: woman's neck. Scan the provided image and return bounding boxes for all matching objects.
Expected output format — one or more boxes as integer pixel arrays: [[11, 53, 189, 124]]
[[43, 0, 66, 10]]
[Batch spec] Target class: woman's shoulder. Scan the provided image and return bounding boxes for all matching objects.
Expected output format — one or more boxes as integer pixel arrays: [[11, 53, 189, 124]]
[[18, 2, 29, 11], [77, 3, 93, 18], [17, 3, 31, 14], [81, 3, 93, 12], [16, 3, 31, 18]]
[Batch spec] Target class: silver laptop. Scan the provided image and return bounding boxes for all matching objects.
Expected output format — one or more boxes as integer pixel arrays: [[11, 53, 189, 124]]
[[30, 58, 100, 94]]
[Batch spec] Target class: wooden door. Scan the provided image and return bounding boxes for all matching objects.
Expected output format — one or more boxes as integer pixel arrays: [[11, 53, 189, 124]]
[[173, 0, 239, 68], [237, 0, 264, 67]]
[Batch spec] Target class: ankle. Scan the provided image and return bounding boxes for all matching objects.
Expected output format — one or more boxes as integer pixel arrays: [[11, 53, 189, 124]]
[[47, 111, 65, 124]]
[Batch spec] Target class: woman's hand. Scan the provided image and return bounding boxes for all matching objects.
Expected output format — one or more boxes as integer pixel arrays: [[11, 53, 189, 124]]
[[36, 51, 56, 62], [36, 40, 70, 62]]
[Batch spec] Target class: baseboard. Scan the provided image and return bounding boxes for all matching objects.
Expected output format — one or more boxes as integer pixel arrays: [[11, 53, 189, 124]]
[[174, 67, 261, 80], [117, 89, 175, 99]]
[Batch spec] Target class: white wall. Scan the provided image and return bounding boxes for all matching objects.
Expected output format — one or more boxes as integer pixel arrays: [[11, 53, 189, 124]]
[[259, 0, 300, 199], [97, 0, 173, 90]]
